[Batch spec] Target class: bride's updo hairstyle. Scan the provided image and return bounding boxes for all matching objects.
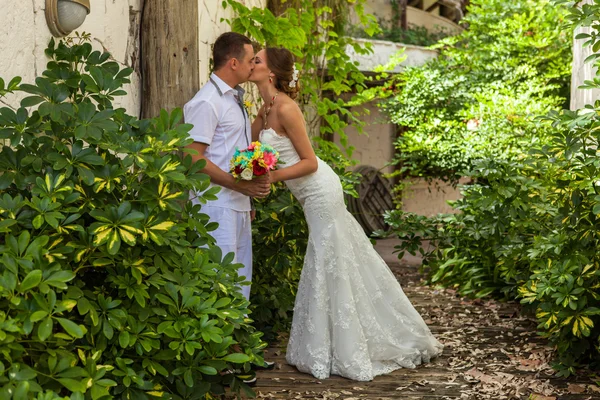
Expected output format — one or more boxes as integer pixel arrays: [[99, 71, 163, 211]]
[[266, 47, 300, 100]]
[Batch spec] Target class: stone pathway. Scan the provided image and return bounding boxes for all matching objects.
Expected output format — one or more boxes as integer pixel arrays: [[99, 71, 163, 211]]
[[249, 239, 600, 399]]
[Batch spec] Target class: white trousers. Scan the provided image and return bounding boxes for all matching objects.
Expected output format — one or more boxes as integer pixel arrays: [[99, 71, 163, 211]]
[[201, 205, 252, 300]]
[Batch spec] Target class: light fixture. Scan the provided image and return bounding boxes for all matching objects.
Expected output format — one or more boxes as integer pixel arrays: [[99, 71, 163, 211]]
[[45, 0, 91, 37]]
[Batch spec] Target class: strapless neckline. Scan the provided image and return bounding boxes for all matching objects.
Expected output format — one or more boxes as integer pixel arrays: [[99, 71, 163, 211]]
[[260, 128, 289, 141]]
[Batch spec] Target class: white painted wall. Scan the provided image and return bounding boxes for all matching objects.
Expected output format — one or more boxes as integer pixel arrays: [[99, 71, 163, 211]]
[[0, 0, 142, 116], [347, 38, 438, 73]]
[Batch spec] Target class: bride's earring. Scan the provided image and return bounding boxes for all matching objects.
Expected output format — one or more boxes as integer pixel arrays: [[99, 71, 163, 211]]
[[269, 76, 273, 84]]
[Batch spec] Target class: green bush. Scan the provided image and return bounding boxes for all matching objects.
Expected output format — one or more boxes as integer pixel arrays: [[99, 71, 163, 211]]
[[0, 36, 266, 399], [382, 0, 600, 376], [382, 0, 572, 183]]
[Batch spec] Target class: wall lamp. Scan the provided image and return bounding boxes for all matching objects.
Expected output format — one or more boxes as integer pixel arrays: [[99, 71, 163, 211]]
[[45, 0, 91, 37]]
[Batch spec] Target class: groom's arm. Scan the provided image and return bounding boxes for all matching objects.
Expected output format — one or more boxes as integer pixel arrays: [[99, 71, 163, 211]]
[[184, 98, 270, 199], [187, 142, 270, 199]]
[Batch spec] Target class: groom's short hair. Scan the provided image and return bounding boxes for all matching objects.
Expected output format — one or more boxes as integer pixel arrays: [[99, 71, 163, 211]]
[[213, 32, 252, 71]]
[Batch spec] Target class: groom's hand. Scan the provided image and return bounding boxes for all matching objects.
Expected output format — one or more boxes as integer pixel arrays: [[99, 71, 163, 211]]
[[235, 178, 271, 198]]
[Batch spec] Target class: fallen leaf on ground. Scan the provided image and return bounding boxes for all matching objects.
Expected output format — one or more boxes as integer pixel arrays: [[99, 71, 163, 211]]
[[567, 383, 586, 394], [530, 394, 556, 400]]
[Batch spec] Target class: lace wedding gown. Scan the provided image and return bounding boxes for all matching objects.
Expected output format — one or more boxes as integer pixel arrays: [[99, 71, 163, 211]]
[[259, 128, 443, 381]]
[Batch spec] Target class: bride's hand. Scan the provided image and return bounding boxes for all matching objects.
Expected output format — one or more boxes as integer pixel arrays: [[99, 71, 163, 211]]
[[265, 170, 277, 184]]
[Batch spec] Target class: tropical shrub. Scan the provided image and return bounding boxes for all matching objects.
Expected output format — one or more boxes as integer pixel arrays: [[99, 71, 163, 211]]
[[382, 0, 573, 183], [382, 0, 600, 376], [0, 36, 266, 399]]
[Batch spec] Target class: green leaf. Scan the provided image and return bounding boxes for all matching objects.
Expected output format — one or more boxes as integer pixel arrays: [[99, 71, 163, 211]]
[[19, 270, 42, 292], [38, 316, 53, 341], [223, 353, 251, 363], [21, 96, 45, 107], [118, 330, 130, 348], [214, 297, 232, 308], [56, 317, 84, 338], [30, 310, 48, 322], [13, 381, 29, 400], [198, 365, 218, 375], [57, 378, 87, 393], [184, 368, 194, 387]]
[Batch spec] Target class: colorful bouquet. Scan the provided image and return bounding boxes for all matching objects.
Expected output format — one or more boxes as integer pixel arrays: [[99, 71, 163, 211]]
[[230, 141, 280, 181]]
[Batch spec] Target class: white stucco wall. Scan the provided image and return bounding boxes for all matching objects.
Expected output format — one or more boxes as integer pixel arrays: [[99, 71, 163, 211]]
[[0, 0, 142, 116], [336, 101, 396, 174]]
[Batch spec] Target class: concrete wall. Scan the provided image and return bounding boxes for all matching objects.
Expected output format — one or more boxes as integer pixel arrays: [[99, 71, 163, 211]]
[[401, 178, 467, 216], [335, 101, 397, 174], [0, 0, 142, 116]]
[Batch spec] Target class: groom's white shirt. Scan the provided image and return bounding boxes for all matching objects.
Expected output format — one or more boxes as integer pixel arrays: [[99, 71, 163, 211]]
[[184, 73, 252, 211]]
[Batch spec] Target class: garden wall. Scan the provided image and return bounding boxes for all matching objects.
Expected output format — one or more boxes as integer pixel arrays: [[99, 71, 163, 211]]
[[401, 178, 467, 216]]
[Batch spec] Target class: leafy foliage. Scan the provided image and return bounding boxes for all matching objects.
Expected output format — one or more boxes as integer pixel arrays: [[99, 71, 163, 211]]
[[382, 0, 573, 183], [0, 36, 266, 399], [223, 0, 372, 335], [382, 0, 600, 376]]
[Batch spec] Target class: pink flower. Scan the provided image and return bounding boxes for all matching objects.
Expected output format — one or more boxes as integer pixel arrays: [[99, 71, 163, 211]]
[[263, 152, 277, 169]]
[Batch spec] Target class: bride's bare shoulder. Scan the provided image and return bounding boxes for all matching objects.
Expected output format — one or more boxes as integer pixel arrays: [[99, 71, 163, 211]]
[[278, 96, 302, 115]]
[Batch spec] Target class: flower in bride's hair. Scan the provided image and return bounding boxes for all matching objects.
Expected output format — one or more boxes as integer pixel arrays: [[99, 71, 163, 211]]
[[289, 64, 300, 88]]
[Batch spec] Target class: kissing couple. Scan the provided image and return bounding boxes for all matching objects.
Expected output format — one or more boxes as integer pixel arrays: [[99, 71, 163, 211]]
[[184, 32, 443, 382]]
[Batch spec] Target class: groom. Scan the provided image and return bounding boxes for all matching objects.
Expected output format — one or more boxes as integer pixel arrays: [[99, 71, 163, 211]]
[[184, 32, 270, 300]]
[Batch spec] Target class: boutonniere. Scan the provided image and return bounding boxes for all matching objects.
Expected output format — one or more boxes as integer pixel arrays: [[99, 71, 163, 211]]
[[243, 100, 253, 113]]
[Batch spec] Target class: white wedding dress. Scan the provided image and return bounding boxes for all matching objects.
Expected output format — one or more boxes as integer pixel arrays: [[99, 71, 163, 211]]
[[259, 128, 443, 381]]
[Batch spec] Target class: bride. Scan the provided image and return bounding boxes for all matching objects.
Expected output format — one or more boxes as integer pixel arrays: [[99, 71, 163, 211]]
[[249, 47, 443, 381]]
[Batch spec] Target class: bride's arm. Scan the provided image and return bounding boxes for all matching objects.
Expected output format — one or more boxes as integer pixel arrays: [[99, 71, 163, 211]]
[[270, 102, 318, 183], [251, 105, 265, 142]]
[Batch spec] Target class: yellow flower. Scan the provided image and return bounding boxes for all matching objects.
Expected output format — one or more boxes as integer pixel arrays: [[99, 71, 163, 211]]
[[253, 150, 264, 160]]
